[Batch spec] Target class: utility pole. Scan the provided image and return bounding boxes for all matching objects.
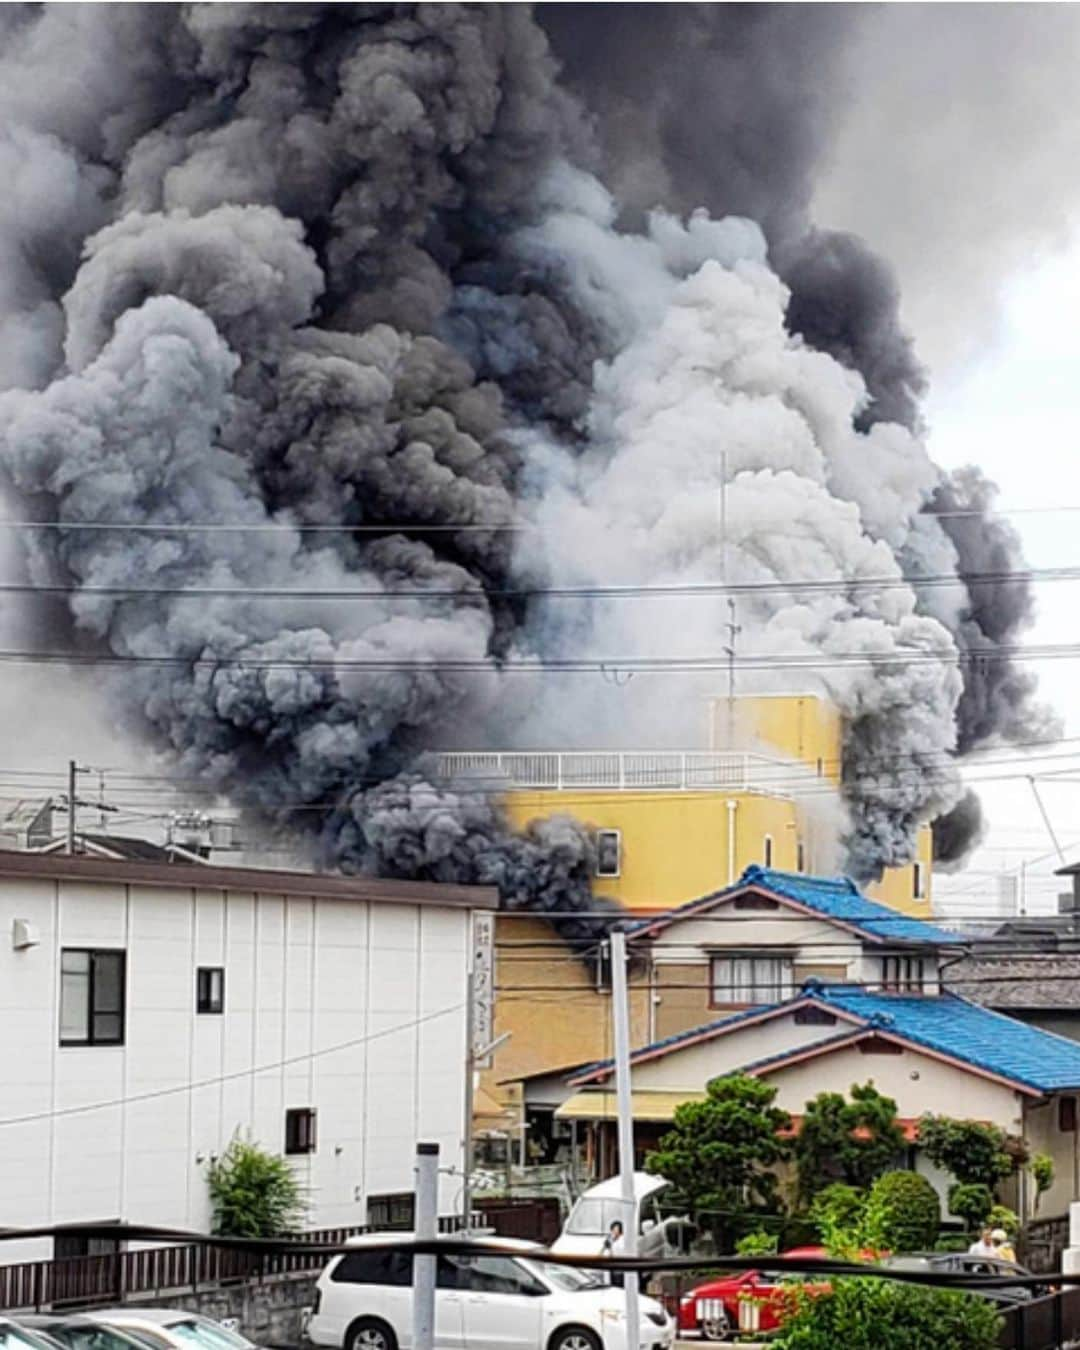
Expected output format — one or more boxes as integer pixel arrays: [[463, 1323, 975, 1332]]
[[412, 1141, 439, 1350], [724, 599, 741, 750], [610, 929, 640, 1340], [66, 760, 79, 854]]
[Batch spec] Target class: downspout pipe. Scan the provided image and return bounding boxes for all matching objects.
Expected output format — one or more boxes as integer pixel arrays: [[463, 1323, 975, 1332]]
[[726, 799, 738, 885]]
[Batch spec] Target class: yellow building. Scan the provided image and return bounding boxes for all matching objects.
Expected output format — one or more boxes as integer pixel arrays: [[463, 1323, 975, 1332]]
[[483, 693, 931, 917], [453, 693, 935, 1143]]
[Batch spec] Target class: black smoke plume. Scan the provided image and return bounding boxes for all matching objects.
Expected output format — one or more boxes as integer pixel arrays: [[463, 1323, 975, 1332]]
[[0, 1, 1049, 923]]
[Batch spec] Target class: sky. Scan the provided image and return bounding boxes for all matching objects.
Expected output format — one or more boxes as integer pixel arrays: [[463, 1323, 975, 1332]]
[[920, 257, 1080, 916]]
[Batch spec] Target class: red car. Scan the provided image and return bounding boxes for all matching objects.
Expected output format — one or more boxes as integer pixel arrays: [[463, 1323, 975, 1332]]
[[676, 1246, 844, 1341]]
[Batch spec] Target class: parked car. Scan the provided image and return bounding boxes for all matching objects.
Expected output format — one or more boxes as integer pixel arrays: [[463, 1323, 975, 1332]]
[[306, 1231, 675, 1350], [0, 1320, 65, 1350], [877, 1253, 1046, 1304], [676, 1258, 831, 1341], [80, 1312, 260, 1350], [16, 1316, 161, 1350]]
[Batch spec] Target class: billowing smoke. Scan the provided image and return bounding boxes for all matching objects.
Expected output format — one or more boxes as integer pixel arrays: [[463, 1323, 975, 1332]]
[[0, 2, 1049, 922]]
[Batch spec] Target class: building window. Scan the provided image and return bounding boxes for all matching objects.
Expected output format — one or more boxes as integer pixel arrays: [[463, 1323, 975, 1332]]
[[1060, 1096, 1077, 1134], [710, 954, 794, 1005], [595, 829, 621, 878], [794, 1006, 837, 1026], [60, 949, 125, 1046], [367, 1192, 416, 1229], [285, 1107, 317, 1155], [763, 835, 773, 868], [913, 861, 926, 900], [881, 955, 926, 993], [196, 966, 225, 1014], [797, 839, 806, 873]]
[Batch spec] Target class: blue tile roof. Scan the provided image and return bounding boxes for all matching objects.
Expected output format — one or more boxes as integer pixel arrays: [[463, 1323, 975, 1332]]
[[816, 986, 1080, 1093], [575, 983, 1080, 1093], [625, 865, 966, 946]]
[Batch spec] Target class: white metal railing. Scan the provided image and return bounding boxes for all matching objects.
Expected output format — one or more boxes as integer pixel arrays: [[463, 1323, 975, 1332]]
[[432, 750, 814, 795]]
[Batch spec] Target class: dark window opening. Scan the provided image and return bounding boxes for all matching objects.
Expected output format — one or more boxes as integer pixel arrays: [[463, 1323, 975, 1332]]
[[797, 840, 806, 873], [366, 1192, 415, 1229], [913, 861, 927, 901], [1060, 1096, 1077, 1133], [196, 966, 224, 1015], [763, 835, 773, 867], [595, 829, 622, 878], [733, 895, 779, 911], [794, 1006, 837, 1026], [858, 1036, 903, 1055], [60, 949, 125, 1046], [285, 1107, 317, 1155]]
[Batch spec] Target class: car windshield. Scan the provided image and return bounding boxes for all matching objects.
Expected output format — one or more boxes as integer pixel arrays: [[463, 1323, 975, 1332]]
[[564, 1198, 636, 1236], [0, 1329, 61, 1350], [161, 1325, 251, 1350], [521, 1259, 605, 1292], [50, 1328, 148, 1350]]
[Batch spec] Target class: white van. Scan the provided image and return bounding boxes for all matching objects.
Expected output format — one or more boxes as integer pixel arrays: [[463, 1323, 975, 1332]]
[[305, 1231, 674, 1350], [552, 1174, 674, 1258]]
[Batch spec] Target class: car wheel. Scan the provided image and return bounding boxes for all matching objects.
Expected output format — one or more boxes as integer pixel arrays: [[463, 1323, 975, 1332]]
[[344, 1318, 397, 1350], [548, 1327, 601, 1350], [701, 1305, 734, 1341]]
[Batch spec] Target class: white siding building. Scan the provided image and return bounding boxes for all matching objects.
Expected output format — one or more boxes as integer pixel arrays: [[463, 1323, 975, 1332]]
[[0, 850, 496, 1261]]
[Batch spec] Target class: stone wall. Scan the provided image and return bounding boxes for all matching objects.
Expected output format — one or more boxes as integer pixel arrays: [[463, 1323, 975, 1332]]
[[127, 1273, 317, 1348]]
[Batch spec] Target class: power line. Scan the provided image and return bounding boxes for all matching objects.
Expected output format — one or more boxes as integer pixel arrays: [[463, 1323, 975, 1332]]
[[0, 1001, 463, 1130], [5, 640, 1080, 673], [0, 564, 1075, 602]]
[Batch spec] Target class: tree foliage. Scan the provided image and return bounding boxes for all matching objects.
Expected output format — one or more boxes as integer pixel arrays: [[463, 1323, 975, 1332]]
[[917, 1115, 1017, 1190], [794, 1083, 906, 1198], [645, 1073, 791, 1249], [1031, 1152, 1054, 1211], [774, 1277, 1002, 1350], [947, 1182, 994, 1231], [862, 1170, 940, 1253], [736, 1229, 779, 1257], [207, 1134, 306, 1238], [809, 1183, 868, 1257]]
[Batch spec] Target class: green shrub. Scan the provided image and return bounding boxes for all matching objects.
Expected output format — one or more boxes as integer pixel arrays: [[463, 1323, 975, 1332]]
[[207, 1134, 306, 1237], [917, 1115, 1017, 1190], [862, 1171, 940, 1253], [736, 1229, 779, 1257], [774, 1277, 1002, 1349], [934, 1233, 972, 1253], [809, 1183, 867, 1256], [948, 1182, 994, 1230], [987, 1205, 1019, 1239], [1031, 1153, 1054, 1211]]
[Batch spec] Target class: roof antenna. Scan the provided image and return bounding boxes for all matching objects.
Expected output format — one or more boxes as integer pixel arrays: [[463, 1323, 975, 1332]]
[[1028, 776, 1066, 866]]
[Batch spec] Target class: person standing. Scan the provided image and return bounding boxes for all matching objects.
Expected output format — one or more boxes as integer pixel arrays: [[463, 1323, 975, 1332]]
[[603, 1219, 625, 1287], [991, 1227, 1016, 1262], [969, 1226, 996, 1256]]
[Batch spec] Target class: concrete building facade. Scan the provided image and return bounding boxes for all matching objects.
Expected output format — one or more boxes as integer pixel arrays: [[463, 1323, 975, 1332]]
[[0, 850, 496, 1261]]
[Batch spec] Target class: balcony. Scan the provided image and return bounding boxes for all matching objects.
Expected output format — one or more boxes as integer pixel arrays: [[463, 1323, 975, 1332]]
[[432, 750, 816, 796]]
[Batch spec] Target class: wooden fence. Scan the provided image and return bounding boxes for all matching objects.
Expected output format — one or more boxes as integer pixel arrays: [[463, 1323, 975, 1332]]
[[0, 1200, 562, 1313]]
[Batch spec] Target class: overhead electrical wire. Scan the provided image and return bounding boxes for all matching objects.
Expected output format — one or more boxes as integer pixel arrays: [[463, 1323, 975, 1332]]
[[0, 565, 1073, 601], [0, 1000, 464, 1129]]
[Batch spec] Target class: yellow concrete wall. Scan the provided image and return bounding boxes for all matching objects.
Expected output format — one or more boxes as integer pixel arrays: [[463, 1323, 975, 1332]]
[[710, 693, 843, 786], [479, 914, 651, 1112], [866, 825, 933, 917], [504, 790, 799, 911]]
